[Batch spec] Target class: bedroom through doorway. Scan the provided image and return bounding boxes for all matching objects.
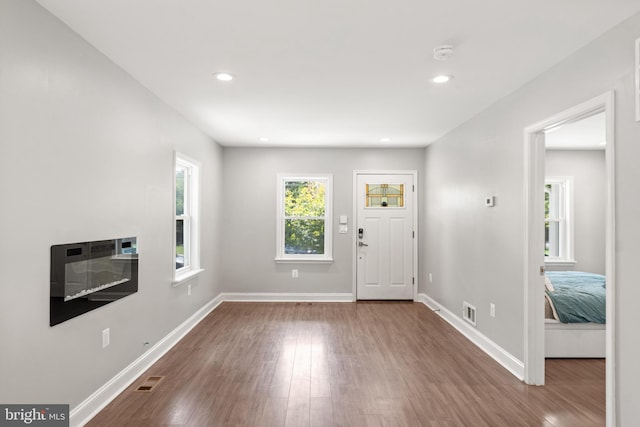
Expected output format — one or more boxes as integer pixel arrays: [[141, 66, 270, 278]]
[[543, 111, 606, 358]]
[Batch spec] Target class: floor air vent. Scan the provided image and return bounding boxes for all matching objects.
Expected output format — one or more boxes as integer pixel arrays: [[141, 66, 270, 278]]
[[135, 375, 165, 392], [462, 302, 476, 326]]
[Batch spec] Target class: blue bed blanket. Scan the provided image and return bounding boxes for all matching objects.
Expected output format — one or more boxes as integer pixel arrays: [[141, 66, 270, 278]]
[[545, 271, 606, 324]]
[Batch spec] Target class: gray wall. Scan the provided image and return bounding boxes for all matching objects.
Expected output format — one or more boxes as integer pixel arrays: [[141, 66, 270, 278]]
[[220, 147, 424, 294], [0, 0, 222, 408], [545, 150, 605, 274], [423, 11, 640, 425]]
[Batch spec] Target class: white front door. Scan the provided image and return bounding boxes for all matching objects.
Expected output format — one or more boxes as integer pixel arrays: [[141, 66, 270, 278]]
[[356, 173, 415, 300]]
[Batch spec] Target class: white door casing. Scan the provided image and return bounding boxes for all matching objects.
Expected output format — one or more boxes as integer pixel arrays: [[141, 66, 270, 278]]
[[355, 172, 416, 300]]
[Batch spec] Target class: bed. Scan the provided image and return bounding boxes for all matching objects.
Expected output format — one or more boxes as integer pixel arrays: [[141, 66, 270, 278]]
[[544, 271, 606, 358]]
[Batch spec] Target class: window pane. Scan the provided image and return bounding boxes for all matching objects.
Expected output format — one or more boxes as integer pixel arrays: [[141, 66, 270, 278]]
[[176, 167, 185, 216], [285, 181, 325, 217], [545, 221, 560, 257], [544, 184, 551, 221], [176, 219, 185, 269], [285, 219, 325, 254], [546, 183, 560, 218]]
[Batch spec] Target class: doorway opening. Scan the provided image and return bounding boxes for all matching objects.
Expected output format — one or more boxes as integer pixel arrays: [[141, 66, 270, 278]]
[[523, 92, 615, 426]]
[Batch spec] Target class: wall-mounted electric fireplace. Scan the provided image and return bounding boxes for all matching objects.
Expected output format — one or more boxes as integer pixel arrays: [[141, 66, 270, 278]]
[[50, 237, 138, 326]]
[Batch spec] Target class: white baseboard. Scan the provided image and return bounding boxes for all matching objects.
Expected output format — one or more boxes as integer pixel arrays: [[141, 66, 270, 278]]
[[417, 293, 525, 381], [70, 295, 224, 427], [220, 292, 354, 302]]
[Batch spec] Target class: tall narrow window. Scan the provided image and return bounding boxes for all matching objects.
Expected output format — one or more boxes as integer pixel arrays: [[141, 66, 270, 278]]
[[174, 153, 202, 283], [276, 174, 333, 262], [545, 177, 574, 262]]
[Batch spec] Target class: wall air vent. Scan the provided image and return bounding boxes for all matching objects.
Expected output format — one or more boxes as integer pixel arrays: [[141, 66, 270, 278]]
[[463, 302, 476, 326]]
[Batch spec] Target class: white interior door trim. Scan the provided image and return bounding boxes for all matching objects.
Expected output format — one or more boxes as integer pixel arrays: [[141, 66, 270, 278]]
[[523, 91, 615, 427], [352, 170, 418, 301]]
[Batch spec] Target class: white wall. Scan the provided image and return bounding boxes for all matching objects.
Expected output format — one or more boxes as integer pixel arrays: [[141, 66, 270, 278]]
[[545, 150, 605, 274], [220, 147, 424, 295], [423, 11, 640, 425], [0, 0, 222, 408]]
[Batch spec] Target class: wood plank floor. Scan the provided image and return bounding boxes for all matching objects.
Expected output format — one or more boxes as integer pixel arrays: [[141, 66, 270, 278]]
[[88, 302, 604, 427]]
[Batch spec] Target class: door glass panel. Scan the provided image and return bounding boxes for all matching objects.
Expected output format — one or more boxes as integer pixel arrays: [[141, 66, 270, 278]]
[[366, 184, 404, 207]]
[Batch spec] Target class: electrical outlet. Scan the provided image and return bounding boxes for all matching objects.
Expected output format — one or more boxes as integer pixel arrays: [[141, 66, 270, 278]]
[[429, 273, 433, 283], [102, 328, 110, 348], [187, 284, 192, 296], [490, 303, 496, 318], [292, 269, 299, 278]]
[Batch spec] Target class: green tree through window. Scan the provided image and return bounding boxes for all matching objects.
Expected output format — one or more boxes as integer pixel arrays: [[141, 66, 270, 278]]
[[284, 181, 326, 254], [276, 174, 332, 261]]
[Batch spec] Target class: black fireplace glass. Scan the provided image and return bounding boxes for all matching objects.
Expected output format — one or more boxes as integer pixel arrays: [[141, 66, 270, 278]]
[[50, 237, 138, 326]]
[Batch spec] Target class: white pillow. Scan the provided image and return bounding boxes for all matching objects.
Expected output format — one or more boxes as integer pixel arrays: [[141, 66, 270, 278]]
[[544, 275, 554, 292]]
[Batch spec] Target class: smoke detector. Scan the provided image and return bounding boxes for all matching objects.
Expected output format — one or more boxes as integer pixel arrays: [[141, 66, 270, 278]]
[[433, 45, 454, 61]]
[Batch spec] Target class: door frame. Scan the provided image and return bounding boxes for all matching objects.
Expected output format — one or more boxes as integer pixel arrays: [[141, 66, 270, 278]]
[[523, 92, 615, 426], [352, 170, 419, 301]]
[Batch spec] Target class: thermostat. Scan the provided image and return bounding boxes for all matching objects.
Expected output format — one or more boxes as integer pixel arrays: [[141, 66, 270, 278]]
[[485, 196, 495, 207]]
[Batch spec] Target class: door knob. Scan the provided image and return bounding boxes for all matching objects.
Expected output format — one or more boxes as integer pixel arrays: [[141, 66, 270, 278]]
[[358, 242, 368, 247]]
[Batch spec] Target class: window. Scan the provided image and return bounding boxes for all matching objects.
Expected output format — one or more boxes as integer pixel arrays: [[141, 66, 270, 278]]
[[545, 177, 574, 262], [174, 153, 202, 283], [276, 174, 333, 262]]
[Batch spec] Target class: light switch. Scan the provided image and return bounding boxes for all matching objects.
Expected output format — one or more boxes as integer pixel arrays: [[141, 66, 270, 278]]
[[102, 328, 110, 348], [339, 224, 348, 234], [339, 215, 348, 224]]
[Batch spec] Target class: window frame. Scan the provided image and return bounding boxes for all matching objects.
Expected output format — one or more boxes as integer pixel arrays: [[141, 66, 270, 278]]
[[275, 173, 333, 263], [544, 176, 575, 264], [173, 152, 203, 285]]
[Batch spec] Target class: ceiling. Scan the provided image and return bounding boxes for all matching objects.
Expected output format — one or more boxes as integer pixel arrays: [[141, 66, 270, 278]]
[[35, 0, 640, 148], [545, 112, 606, 150]]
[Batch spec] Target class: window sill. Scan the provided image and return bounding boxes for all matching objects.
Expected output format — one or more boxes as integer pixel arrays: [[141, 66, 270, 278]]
[[275, 258, 334, 264], [545, 259, 576, 267], [172, 268, 204, 287]]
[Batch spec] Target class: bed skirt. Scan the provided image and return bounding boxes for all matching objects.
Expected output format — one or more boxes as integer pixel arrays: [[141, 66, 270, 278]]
[[545, 320, 605, 358]]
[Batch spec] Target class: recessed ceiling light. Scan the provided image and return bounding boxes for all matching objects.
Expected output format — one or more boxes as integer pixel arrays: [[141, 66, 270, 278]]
[[213, 72, 234, 81], [380, 138, 392, 142], [258, 137, 270, 142], [432, 75, 453, 84]]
